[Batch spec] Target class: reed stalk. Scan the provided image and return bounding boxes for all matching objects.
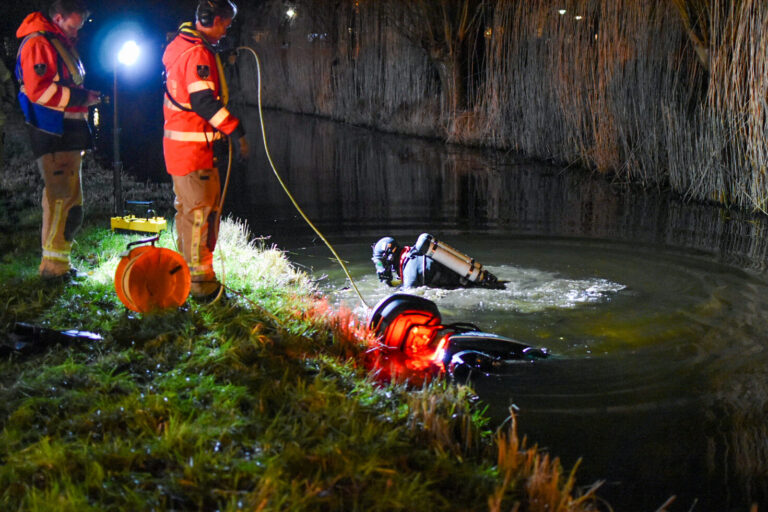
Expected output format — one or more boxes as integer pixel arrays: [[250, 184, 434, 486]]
[[239, 0, 768, 212]]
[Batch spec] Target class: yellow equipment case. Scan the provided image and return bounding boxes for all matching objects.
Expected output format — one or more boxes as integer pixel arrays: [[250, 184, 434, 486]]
[[110, 200, 167, 234]]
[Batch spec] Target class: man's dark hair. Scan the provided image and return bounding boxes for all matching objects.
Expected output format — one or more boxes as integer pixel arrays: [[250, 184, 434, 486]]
[[49, 0, 90, 19], [196, 0, 237, 27]]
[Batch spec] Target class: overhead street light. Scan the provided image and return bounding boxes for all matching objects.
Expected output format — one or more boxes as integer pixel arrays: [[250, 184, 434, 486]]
[[113, 39, 140, 216]]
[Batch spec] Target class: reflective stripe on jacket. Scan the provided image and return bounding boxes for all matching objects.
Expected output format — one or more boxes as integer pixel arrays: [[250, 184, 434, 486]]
[[162, 23, 242, 176], [15, 12, 89, 135]]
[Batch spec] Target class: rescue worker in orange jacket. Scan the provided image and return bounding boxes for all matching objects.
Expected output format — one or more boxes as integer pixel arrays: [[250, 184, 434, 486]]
[[16, 0, 101, 280], [162, 0, 249, 300]]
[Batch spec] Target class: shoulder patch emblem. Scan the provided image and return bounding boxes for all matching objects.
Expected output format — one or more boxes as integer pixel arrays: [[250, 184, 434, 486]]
[[196, 65, 210, 79], [34, 63, 47, 76]]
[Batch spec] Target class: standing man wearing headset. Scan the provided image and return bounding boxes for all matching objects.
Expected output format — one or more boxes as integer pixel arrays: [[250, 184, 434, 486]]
[[162, 0, 249, 300]]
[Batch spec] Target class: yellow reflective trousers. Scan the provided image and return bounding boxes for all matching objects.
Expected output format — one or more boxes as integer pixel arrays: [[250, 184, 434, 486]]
[[171, 168, 221, 297], [37, 150, 83, 278]]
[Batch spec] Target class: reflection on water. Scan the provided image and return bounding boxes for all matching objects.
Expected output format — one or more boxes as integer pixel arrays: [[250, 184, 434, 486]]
[[226, 109, 768, 511], [228, 111, 768, 273]]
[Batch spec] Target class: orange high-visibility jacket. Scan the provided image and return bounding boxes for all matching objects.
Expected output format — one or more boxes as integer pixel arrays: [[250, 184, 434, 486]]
[[162, 23, 243, 176], [15, 12, 90, 133]]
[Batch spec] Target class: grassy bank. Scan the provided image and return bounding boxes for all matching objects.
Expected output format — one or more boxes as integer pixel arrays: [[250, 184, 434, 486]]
[[0, 125, 600, 510]]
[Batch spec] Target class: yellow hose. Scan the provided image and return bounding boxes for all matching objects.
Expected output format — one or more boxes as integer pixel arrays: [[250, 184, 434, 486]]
[[235, 46, 370, 310], [202, 137, 234, 306]]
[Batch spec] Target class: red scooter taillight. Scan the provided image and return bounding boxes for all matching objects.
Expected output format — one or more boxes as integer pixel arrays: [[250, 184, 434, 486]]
[[367, 293, 548, 380]]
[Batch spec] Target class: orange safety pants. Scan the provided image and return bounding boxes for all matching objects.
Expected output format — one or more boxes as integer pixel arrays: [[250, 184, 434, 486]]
[[37, 150, 83, 277], [171, 168, 221, 297]]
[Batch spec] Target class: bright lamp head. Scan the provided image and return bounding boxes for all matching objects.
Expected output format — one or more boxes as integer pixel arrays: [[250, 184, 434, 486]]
[[117, 40, 140, 66]]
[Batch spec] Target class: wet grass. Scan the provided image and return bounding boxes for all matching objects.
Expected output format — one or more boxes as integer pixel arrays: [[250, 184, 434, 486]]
[[1, 139, 601, 510]]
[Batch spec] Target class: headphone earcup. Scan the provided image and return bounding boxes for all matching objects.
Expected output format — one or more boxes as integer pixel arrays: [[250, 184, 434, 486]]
[[198, 0, 234, 27], [198, 0, 215, 27]]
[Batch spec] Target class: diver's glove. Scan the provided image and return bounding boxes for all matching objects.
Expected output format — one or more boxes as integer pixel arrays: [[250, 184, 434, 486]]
[[377, 270, 393, 287], [479, 271, 506, 290]]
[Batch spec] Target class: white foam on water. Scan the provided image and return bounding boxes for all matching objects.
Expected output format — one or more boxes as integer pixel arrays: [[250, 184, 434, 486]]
[[419, 265, 625, 313], [338, 265, 626, 315]]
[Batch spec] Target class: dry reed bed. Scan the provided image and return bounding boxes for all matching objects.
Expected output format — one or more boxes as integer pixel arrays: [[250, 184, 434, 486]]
[[236, 0, 768, 212]]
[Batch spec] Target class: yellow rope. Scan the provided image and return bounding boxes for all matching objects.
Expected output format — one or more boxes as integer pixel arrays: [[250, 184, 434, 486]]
[[227, 46, 370, 310], [200, 139, 233, 307]]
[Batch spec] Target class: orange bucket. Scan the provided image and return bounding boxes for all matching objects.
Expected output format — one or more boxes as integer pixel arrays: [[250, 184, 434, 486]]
[[114, 237, 191, 313]]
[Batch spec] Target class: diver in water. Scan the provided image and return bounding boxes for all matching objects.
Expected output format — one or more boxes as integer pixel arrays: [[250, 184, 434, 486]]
[[371, 233, 503, 290]]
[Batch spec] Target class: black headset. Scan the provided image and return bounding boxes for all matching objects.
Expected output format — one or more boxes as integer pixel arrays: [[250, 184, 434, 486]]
[[197, 0, 233, 28]]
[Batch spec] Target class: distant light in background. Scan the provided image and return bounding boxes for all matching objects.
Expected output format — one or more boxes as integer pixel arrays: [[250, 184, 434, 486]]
[[558, 9, 567, 15], [93, 107, 100, 127], [485, 27, 493, 38], [575, 15, 583, 20], [117, 40, 140, 66], [95, 21, 153, 78], [286, 8, 296, 19]]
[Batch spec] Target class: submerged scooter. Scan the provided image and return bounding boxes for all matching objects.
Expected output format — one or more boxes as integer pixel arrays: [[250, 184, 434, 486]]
[[368, 293, 548, 379]]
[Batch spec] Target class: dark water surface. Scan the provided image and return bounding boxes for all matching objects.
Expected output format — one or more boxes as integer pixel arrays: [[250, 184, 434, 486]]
[[224, 109, 768, 511]]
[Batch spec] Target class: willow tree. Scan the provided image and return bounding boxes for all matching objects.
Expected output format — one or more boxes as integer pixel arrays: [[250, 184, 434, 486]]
[[671, 0, 768, 209], [672, 0, 712, 68], [383, 0, 487, 114]]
